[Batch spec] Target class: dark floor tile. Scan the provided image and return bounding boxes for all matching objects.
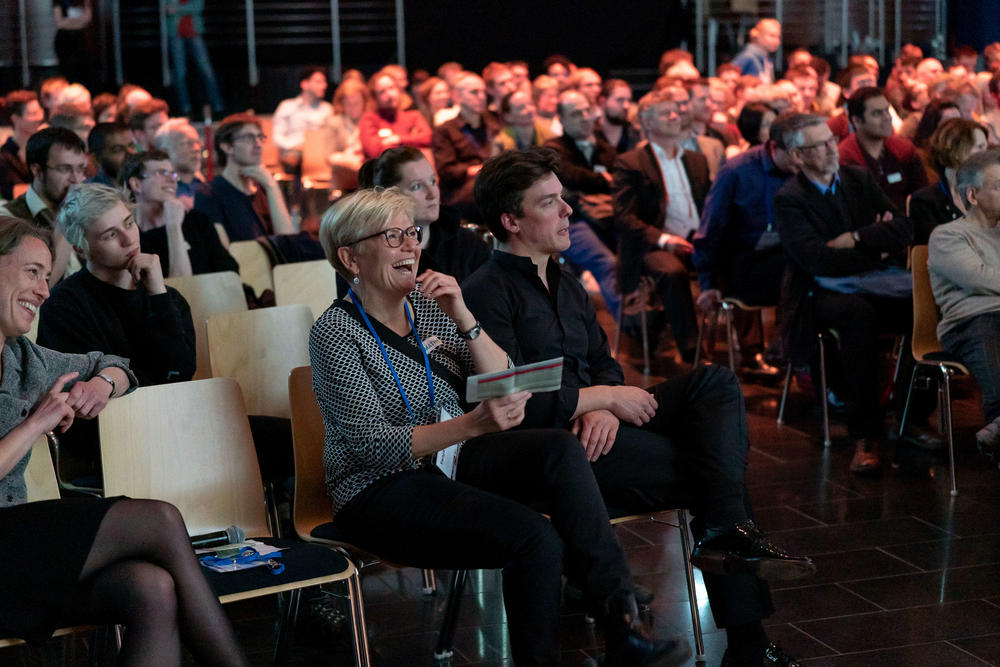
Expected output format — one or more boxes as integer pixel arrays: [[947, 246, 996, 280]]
[[792, 548, 921, 587], [950, 634, 1000, 666], [842, 563, 1000, 609], [882, 533, 1000, 570], [796, 600, 1000, 653], [792, 493, 988, 527], [748, 478, 858, 508], [771, 517, 951, 555], [799, 641, 990, 666], [766, 584, 881, 624], [753, 505, 826, 532]]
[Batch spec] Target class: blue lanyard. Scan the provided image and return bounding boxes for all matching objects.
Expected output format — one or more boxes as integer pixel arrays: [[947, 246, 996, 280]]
[[348, 289, 435, 423]]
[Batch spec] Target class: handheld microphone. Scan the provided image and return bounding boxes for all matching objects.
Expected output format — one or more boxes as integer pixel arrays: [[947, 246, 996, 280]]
[[190, 525, 246, 550]]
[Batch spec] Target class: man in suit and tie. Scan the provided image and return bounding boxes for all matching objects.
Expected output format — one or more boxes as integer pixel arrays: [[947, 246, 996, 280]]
[[613, 85, 711, 363], [775, 115, 914, 475], [543, 89, 622, 315]]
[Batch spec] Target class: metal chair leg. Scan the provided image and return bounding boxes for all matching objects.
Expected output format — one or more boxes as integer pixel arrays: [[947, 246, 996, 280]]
[[723, 302, 736, 371], [347, 568, 371, 667], [777, 363, 793, 426], [941, 366, 959, 497], [898, 365, 921, 438], [422, 568, 437, 595], [434, 569, 469, 660], [693, 310, 707, 367], [818, 334, 832, 447], [676, 509, 705, 661]]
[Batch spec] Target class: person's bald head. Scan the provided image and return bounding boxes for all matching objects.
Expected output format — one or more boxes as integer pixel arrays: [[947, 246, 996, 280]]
[[750, 19, 781, 54]]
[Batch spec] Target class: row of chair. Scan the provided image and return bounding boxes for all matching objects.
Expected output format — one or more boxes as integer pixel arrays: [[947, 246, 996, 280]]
[[693, 246, 968, 496]]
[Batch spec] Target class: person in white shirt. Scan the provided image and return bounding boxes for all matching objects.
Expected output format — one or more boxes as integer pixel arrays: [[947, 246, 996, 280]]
[[272, 66, 334, 173], [613, 86, 711, 363]]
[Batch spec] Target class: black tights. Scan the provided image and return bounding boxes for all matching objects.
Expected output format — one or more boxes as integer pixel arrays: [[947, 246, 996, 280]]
[[75, 499, 248, 666]]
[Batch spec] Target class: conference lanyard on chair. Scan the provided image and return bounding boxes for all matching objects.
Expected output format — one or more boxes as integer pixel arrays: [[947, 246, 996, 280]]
[[348, 289, 435, 423]]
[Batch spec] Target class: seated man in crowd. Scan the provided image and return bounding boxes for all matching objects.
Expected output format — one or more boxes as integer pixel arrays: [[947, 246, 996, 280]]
[[0, 90, 45, 200], [544, 89, 621, 316], [928, 149, 1000, 460], [0, 127, 86, 283], [596, 78, 640, 153], [532, 74, 563, 138], [272, 66, 334, 173], [47, 104, 96, 144], [432, 72, 499, 220], [677, 81, 726, 180], [37, 183, 195, 479], [194, 113, 296, 242], [827, 64, 878, 141], [128, 98, 170, 152], [482, 61, 517, 113], [86, 122, 136, 187], [613, 85, 711, 364], [154, 117, 206, 203], [122, 151, 237, 277], [686, 78, 737, 147], [493, 89, 552, 152], [694, 112, 807, 372], [838, 87, 928, 211], [359, 68, 432, 159], [775, 115, 914, 475], [785, 65, 820, 114], [464, 147, 814, 667]]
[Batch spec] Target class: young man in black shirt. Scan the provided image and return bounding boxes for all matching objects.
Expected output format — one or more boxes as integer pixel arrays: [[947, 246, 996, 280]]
[[463, 147, 814, 667]]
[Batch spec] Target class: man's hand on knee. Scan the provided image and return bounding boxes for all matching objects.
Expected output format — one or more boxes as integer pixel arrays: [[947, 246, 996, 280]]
[[571, 410, 620, 462]]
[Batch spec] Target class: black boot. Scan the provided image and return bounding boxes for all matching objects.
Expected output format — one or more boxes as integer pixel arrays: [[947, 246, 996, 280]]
[[603, 591, 691, 666]]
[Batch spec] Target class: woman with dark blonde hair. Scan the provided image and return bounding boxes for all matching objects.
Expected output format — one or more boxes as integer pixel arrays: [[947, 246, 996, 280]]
[[327, 78, 372, 172], [909, 117, 990, 243]]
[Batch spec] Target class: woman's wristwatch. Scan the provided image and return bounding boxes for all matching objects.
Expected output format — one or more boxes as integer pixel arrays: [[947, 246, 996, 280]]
[[457, 321, 482, 340]]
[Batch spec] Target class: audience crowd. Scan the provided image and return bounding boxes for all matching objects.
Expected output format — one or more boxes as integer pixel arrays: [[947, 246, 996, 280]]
[[3, 18, 1000, 666]]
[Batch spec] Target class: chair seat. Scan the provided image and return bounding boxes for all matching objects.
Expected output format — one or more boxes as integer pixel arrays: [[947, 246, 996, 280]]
[[310, 521, 342, 542], [918, 350, 969, 374], [202, 537, 355, 603]]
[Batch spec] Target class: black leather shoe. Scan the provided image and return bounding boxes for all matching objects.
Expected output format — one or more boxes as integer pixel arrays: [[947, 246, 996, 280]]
[[604, 592, 691, 666], [721, 642, 802, 666], [690, 520, 816, 582]]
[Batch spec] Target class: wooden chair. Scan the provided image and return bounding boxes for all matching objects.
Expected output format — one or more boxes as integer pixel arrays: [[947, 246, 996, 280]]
[[207, 304, 313, 419], [228, 240, 274, 296], [165, 271, 248, 380], [273, 260, 339, 320], [287, 366, 437, 593], [97, 378, 370, 665], [214, 223, 231, 249], [899, 245, 968, 496]]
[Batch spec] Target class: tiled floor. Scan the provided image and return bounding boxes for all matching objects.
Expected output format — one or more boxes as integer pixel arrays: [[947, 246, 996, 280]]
[[10, 309, 1000, 666]]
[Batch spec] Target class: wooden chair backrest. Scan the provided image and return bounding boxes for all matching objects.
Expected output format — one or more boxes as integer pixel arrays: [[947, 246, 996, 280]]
[[273, 260, 339, 320], [910, 245, 944, 361], [301, 128, 333, 182], [165, 271, 248, 380], [288, 366, 332, 540], [206, 304, 313, 418], [228, 240, 274, 295], [24, 437, 60, 502], [98, 378, 269, 537], [214, 223, 231, 249]]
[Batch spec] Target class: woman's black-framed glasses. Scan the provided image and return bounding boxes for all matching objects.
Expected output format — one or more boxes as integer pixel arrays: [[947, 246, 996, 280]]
[[352, 225, 422, 248]]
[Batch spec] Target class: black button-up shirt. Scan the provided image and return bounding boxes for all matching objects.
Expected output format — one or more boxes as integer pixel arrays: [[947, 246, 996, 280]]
[[462, 250, 624, 429]]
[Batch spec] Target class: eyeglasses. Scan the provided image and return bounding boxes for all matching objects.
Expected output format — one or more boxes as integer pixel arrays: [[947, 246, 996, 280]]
[[233, 133, 267, 144], [144, 168, 178, 180], [798, 136, 837, 152], [46, 164, 87, 177], [352, 225, 422, 247]]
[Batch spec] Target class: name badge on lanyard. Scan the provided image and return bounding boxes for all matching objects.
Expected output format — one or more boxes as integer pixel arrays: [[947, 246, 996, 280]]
[[435, 406, 463, 480]]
